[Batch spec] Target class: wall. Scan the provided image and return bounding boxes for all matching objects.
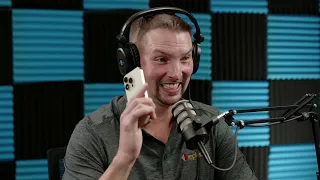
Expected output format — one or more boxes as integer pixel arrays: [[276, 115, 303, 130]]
[[0, 0, 319, 179]]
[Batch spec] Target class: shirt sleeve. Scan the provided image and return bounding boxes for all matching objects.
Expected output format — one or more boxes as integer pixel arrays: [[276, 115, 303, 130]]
[[214, 120, 258, 180], [62, 118, 107, 180]]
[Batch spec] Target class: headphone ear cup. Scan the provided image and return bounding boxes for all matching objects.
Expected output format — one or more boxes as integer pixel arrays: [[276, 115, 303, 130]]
[[128, 43, 141, 68], [192, 42, 201, 74], [116, 43, 134, 75]]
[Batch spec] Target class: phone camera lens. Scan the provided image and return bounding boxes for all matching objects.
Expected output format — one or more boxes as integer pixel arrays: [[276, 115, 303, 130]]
[[129, 78, 133, 84], [124, 77, 128, 83], [125, 84, 129, 90]]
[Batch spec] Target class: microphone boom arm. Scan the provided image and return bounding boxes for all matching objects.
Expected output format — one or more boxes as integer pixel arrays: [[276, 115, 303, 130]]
[[214, 93, 320, 180], [175, 93, 319, 178]]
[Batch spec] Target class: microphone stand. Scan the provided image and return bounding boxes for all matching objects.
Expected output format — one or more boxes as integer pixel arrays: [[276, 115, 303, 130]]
[[220, 93, 320, 180]]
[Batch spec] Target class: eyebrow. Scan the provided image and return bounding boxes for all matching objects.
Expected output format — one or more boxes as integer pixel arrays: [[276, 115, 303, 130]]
[[185, 47, 193, 55], [152, 47, 193, 56]]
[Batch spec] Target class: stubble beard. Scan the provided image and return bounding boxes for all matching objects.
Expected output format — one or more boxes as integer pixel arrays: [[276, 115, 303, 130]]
[[155, 83, 185, 106]]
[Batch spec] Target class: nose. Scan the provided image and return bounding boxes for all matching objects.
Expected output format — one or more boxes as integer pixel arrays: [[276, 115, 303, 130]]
[[167, 61, 181, 80]]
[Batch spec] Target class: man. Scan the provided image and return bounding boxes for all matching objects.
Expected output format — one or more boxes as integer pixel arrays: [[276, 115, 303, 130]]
[[63, 7, 257, 180]]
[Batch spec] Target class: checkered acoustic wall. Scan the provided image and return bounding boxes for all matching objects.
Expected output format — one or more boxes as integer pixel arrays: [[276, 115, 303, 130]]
[[0, 0, 319, 179]]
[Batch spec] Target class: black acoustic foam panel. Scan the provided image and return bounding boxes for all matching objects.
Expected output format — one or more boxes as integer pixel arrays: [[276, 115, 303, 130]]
[[268, 0, 319, 15], [84, 10, 138, 83], [183, 80, 212, 105], [0, 161, 15, 180], [149, 0, 210, 13], [14, 81, 84, 160], [12, 0, 83, 10], [0, 8, 12, 85], [269, 80, 320, 144], [211, 13, 267, 80], [240, 147, 269, 180]]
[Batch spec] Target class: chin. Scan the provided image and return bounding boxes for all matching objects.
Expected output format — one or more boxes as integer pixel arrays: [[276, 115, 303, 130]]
[[158, 94, 182, 106], [155, 83, 187, 106]]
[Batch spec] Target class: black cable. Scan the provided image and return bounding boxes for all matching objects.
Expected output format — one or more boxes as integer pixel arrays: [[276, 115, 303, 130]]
[[197, 127, 240, 171], [195, 149, 201, 180], [186, 82, 280, 172], [197, 141, 212, 164], [195, 113, 305, 171], [189, 100, 314, 173], [187, 80, 202, 180]]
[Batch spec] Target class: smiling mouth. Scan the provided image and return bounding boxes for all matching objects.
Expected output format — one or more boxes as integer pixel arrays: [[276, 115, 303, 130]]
[[161, 83, 181, 89]]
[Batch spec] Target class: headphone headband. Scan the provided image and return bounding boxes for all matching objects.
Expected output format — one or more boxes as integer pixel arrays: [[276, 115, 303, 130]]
[[116, 6, 204, 44], [116, 6, 204, 76]]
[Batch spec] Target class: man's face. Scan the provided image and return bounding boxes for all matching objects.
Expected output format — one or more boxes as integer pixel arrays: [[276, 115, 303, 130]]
[[139, 28, 193, 106]]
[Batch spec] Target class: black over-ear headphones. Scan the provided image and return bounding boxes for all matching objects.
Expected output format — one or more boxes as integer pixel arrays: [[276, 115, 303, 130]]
[[116, 6, 205, 76]]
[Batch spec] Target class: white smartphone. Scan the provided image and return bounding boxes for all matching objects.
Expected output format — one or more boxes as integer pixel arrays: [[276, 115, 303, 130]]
[[123, 67, 148, 102]]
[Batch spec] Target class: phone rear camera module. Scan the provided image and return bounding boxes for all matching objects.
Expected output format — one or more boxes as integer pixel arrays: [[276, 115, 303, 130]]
[[129, 78, 133, 84], [125, 84, 130, 90], [124, 77, 128, 83]]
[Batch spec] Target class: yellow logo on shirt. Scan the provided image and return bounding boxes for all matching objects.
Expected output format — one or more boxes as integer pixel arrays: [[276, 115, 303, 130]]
[[181, 151, 203, 161]]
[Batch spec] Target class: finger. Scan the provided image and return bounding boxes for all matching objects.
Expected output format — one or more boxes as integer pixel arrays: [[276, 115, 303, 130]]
[[132, 83, 148, 99], [122, 105, 153, 129], [122, 103, 151, 124], [151, 110, 157, 120], [121, 102, 156, 129], [131, 105, 154, 120], [138, 115, 151, 128], [125, 82, 148, 108], [138, 106, 156, 127], [138, 105, 156, 127], [125, 96, 155, 114]]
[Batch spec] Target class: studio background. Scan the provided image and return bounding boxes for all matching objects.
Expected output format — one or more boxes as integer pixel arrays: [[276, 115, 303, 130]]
[[0, 0, 319, 179]]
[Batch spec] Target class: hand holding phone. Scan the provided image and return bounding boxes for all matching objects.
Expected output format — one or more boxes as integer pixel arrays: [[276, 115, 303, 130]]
[[117, 67, 155, 164]]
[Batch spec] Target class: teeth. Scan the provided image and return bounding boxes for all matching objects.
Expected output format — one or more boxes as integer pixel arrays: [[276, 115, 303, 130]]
[[163, 83, 179, 89]]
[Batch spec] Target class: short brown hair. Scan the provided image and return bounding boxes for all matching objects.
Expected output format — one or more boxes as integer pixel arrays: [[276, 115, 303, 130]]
[[129, 13, 192, 45]]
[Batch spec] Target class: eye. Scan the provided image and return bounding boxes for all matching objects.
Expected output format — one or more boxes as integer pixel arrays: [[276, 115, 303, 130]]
[[182, 55, 191, 61], [156, 57, 167, 63]]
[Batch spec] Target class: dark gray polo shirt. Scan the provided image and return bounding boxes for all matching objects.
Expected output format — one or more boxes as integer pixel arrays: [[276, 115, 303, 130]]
[[62, 96, 257, 180]]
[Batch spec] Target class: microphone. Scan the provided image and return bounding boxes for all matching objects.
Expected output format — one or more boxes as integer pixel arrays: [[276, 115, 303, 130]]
[[172, 99, 240, 170], [172, 99, 215, 150]]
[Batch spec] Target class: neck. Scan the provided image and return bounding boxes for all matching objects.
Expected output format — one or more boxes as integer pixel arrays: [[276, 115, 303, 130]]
[[143, 101, 174, 128], [144, 104, 174, 143], [155, 102, 173, 123], [142, 100, 176, 143]]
